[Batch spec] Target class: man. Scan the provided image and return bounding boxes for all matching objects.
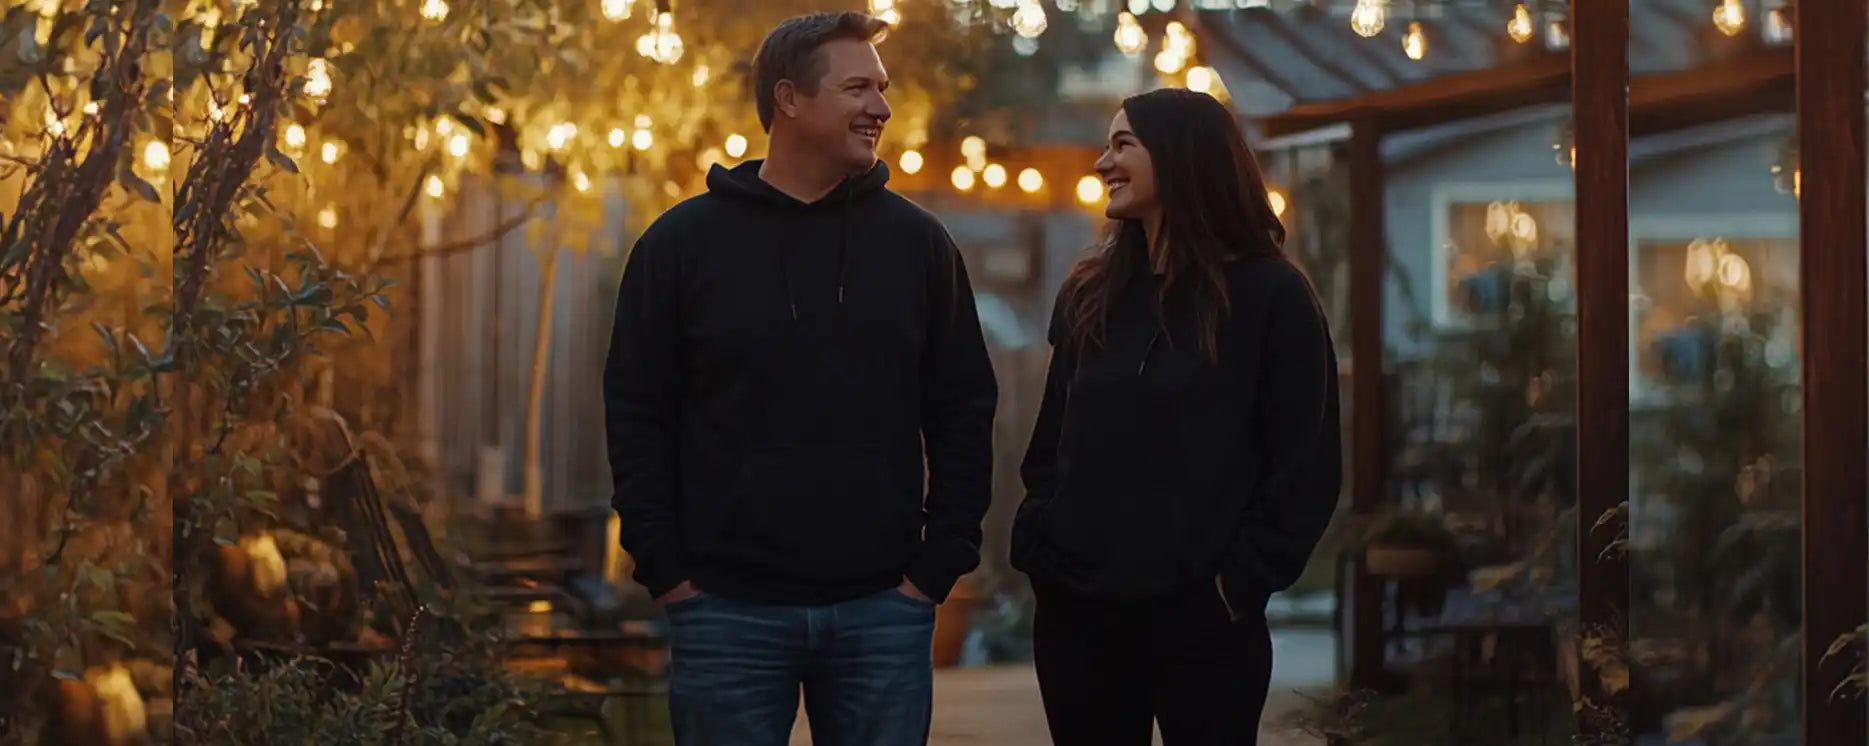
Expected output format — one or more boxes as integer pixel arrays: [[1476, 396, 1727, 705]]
[[602, 11, 998, 746]]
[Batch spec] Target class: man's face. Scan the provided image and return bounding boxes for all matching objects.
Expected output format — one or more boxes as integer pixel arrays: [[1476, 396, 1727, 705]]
[[789, 38, 891, 173]]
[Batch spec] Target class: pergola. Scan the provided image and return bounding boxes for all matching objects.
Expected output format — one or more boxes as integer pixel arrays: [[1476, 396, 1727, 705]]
[[1185, 2, 1866, 743]]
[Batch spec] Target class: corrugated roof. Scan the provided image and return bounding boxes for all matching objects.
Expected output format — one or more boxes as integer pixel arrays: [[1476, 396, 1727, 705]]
[[1193, 0, 1770, 117]]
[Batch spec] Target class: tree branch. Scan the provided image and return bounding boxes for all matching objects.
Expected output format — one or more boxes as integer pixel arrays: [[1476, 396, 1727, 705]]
[[375, 194, 547, 265]]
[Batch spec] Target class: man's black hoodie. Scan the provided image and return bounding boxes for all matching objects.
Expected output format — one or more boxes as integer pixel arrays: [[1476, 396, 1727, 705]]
[[604, 159, 998, 606], [1011, 256, 1342, 613]]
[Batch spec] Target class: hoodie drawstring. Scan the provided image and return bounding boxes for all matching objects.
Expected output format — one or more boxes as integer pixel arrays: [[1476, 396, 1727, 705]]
[[776, 201, 852, 322]]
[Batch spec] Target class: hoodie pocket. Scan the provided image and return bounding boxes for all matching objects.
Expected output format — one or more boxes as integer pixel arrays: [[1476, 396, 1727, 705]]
[[716, 444, 918, 581]]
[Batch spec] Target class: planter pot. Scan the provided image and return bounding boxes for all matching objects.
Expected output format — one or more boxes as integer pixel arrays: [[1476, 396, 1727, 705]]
[[1365, 545, 1441, 577], [932, 593, 981, 668]]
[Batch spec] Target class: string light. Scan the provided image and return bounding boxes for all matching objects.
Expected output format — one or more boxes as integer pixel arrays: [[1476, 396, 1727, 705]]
[[1185, 66, 1215, 93], [1268, 189, 1286, 217], [725, 133, 748, 158], [424, 174, 445, 198], [143, 141, 170, 171], [304, 58, 332, 101], [601, 0, 634, 21], [1075, 175, 1103, 205], [951, 165, 976, 191], [1114, 12, 1146, 55], [609, 128, 627, 147], [547, 122, 576, 151], [448, 133, 470, 157], [419, 0, 447, 21], [638, 11, 685, 64], [1350, 0, 1386, 37], [1403, 21, 1426, 60], [572, 170, 593, 193], [1017, 168, 1043, 193], [317, 205, 338, 229], [1713, 0, 1745, 36], [982, 163, 1007, 188], [1012, 0, 1049, 38], [899, 150, 924, 174], [631, 128, 654, 151], [1507, 3, 1534, 43], [321, 141, 341, 164]]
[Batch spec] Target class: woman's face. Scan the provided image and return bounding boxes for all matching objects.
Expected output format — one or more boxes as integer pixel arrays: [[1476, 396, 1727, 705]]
[[1094, 109, 1158, 223]]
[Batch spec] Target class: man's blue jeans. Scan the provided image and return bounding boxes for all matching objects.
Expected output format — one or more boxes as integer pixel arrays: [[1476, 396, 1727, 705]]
[[664, 586, 937, 746]]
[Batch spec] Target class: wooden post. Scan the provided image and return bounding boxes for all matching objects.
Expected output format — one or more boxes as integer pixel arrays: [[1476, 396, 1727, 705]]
[[1795, 0, 1869, 740], [1570, 0, 1631, 742], [1345, 117, 1388, 691]]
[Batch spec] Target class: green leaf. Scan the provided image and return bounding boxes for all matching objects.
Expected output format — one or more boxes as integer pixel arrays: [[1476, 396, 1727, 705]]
[[265, 144, 300, 174], [117, 167, 161, 203]]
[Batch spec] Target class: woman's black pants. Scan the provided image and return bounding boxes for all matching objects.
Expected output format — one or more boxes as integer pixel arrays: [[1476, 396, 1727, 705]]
[[1030, 579, 1275, 746]]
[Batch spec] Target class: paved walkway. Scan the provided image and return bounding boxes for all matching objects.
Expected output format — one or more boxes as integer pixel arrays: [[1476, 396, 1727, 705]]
[[789, 629, 1334, 746]]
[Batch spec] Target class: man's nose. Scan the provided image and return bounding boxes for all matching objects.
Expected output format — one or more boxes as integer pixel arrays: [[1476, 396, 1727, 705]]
[[867, 92, 892, 121]]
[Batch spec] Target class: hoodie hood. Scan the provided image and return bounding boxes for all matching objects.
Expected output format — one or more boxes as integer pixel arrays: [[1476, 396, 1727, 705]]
[[703, 159, 892, 321]]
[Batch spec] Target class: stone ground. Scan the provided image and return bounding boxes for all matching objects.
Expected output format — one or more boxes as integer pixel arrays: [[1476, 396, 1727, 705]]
[[788, 628, 1336, 746]]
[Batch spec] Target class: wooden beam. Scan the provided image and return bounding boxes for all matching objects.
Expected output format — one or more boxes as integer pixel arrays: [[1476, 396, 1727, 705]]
[[1569, 0, 1631, 743], [1256, 48, 1793, 140], [1795, 0, 1869, 741], [1345, 118, 1388, 691], [1258, 54, 1571, 137]]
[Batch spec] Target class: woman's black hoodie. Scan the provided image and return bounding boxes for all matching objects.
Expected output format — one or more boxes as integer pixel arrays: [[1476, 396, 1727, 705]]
[[603, 160, 999, 606], [1011, 255, 1342, 612]]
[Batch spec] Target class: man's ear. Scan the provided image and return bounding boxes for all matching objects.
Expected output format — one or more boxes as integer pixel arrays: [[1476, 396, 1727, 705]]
[[772, 79, 799, 121]]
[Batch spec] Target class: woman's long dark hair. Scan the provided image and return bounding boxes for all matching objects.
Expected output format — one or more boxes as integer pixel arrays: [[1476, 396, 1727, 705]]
[[1061, 87, 1287, 361]]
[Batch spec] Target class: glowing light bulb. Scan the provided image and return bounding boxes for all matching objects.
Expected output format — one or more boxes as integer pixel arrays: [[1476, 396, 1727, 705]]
[[1114, 12, 1147, 55], [1076, 175, 1103, 205], [143, 140, 170, 171], [1508, 3, 1534, 43], [1186, 66, 1215, 93], [951, 166, 975, 191], [1268, 189, 1287, 217], [1350, 0, 1386, 37], [692, 64, 710, 87], [420, 0, 447, 21], [1017, 168, 1043, 193], [725, 133, 748, 158], [609, 128, 627, 147], [632, 128, 653, 151], [961, 136, 987, 159], [572, 171, 592, 193], [425, 174, 445, 198], [448, 133, 469, 157], [303, 58, 332, 100], [601, 0, 632, 21], [284, 124, 307, 149], [983, 163, 1007, 188], [1713, 0, 1744, 36], [900, 149, 924, 174], [317, 205, 338, 229], [321, 141, 341, 164], [1155, 49, 1187, 74], [1402, 21, 1426, 60], [1012, 1, 1048, 38], [546, 122, 576, 151]]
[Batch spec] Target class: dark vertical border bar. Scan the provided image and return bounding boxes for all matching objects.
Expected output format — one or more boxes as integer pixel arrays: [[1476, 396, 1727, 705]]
[[1570, 1, 1632, 742], [1795, 0, 1869, 740], [1346, 118, 1388, 691]]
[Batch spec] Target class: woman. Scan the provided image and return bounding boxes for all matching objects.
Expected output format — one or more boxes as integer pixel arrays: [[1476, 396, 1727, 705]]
[[1009, 88, 1343, 745]]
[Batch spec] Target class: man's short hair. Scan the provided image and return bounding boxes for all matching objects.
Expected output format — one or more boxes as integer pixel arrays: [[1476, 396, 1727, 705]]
[[752, 11, 889, 132]]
